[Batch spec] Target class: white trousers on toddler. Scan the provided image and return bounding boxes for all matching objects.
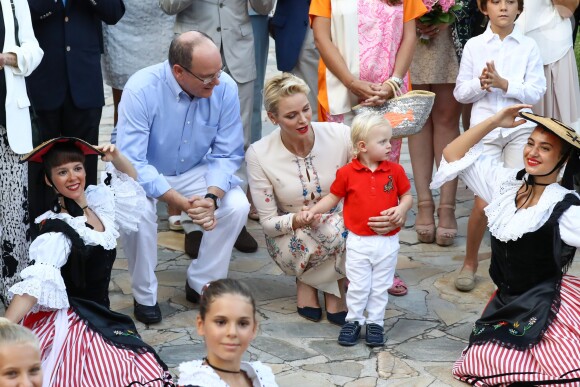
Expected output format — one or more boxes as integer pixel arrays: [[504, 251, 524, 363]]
[[345, 233, 399, 327]]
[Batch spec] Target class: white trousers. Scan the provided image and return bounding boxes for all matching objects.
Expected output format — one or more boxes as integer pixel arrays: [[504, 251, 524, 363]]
[[345, 233, 399, 326], [120, 163, 249, 305]]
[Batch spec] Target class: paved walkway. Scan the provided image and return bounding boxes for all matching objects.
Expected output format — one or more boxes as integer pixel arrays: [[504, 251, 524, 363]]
[[9, 40, 579, 386]]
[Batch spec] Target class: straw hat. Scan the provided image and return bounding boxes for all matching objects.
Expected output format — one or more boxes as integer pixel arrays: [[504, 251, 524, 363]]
[[519, 112, 580, 150], [20, 137, 103, 164]]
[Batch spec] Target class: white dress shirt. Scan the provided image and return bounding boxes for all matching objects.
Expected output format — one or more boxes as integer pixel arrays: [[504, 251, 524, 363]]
[[454, 25, 546, 140]]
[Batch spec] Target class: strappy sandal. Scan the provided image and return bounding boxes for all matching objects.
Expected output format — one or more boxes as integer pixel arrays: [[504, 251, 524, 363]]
[[168, 215, 183, 231], [415, 200, 435, 243], [387, 273, 408, 296], [436, 204, 457, 247]]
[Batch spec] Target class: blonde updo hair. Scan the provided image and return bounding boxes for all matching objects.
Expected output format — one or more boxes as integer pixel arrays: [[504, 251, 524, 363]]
[[351, 112, 392, 157], [263, 73, 310, 114], [0, 317, 40, 351]]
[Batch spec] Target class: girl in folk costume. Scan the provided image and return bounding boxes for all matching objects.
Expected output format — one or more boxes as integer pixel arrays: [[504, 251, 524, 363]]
[[430, 105, 580, 386], [3, 138, 173, 387]]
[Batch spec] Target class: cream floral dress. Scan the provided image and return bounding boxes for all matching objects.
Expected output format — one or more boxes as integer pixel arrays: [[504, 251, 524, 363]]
[[246, 122, 351, 295]]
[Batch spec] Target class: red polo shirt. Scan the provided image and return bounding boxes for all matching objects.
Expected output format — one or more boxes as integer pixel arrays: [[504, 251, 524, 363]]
[[330, 159, 411, 236]]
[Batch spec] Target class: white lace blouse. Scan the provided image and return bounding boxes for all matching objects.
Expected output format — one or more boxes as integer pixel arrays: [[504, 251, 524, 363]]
[[430, 143, 580, 247], [178, 360, 278, 387], [8, 165, 146, 311]]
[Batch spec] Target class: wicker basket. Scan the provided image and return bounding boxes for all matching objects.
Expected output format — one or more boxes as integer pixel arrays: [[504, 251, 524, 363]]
[[352, 80, 436, 139]]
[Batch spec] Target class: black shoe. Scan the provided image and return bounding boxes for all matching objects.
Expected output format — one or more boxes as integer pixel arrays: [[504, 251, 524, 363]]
[[185, 280, 201, 303], [234, 226, 258, 253], [327, 311, 348, 326], [365, 323, 386, 347], [297, 306, 322, 322], [133, 300, 162, 324], [338, 321, 361, 346], [184, 230, 203, 258]]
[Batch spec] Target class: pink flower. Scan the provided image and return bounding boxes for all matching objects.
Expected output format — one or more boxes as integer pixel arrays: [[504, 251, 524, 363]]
[[422, 0, 438, 12], [439, 0, 457, 12], [422, 0, 457, 13]]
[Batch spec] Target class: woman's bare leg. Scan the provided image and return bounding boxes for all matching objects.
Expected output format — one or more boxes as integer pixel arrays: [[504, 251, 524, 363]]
[[112, 88, 123, 127], [431, 84, 461, 235], [296, 279, 320, 309], [408, 84, 436, 237], [324, 278, 347, 313]]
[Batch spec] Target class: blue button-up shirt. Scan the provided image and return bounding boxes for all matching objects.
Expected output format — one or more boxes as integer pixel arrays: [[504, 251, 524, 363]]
[[115, 61, 244, 198]]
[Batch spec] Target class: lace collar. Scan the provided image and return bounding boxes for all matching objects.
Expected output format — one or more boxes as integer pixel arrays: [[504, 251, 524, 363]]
[[35, 185, 119, 250], [485, 176, 570, 242]]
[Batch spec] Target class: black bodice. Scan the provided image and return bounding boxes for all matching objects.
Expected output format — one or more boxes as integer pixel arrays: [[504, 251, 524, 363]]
[[489, 194, 578, 296], [469, 193, 579, 349], [39, 218, 116, 308]]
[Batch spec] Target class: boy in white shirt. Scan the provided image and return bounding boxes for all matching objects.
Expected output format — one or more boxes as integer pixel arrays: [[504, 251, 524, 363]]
[[452, 0, 546, 292]]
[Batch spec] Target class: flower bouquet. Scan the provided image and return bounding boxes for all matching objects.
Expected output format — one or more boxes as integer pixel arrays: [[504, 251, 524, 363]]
[[418, 0, 463, 44]]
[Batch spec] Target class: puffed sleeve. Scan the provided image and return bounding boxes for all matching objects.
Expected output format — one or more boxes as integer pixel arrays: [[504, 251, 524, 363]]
[[8, 233, 71, 311], [430, 143, 513, 204], [246, 145, 295, 237], [100, 163, 147, 233], [559, 203, 580, 248]]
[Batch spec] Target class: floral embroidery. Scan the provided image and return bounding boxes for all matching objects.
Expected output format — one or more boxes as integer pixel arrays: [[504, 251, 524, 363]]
[[263, 190, 273, 203], [114, 329, 140, 339], [293, 155, 322, 206], [289, 236, 308, 254], [472, 317, 538, 337]]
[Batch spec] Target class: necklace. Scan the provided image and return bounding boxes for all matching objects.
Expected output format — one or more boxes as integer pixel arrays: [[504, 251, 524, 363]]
[[204, 357, 241, 374]]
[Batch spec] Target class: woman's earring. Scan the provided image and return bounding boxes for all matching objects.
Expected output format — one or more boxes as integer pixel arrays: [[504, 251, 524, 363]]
[[52, 197, 62, 213]]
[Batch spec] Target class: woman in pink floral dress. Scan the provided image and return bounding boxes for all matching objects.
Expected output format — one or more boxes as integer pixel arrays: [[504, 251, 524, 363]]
[[309, 0, 427, 164]]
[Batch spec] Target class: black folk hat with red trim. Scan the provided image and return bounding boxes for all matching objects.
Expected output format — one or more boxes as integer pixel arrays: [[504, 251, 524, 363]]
[[20, 137, 103, 164]]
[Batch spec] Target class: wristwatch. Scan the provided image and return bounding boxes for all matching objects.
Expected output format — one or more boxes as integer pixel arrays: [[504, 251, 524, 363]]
[[204, 193, 220, 210]]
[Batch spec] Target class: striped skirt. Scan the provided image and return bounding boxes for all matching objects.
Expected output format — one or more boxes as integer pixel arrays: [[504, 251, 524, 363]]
[[26, 308, 172, 387], [453, 275, 580, 386]]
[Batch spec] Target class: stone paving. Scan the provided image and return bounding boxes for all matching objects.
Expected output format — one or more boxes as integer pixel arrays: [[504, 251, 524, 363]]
[[5, 39, 579, 387]]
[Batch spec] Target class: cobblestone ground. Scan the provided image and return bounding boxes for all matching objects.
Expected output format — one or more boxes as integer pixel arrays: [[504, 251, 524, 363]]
[[5, 40, 578, 387]]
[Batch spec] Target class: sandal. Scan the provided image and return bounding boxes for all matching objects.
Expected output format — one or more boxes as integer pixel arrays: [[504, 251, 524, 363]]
[[415, 201, 435, 243], [388, 274, 408, 296], [436, 204, 457, 247], [455, 268, 476, 292], [168, 215, 184, 231]]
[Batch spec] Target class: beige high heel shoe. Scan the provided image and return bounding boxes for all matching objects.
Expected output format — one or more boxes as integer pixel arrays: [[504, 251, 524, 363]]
[[436, 204, 457, 246], [415, 201, 435, 243]]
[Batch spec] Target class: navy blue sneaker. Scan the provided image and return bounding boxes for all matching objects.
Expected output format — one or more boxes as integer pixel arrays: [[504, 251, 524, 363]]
[[365, 323, 386, 347], [338, 321, 361, 346]]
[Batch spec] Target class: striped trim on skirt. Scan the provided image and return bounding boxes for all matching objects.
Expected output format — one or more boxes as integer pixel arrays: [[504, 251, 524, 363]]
[[28, 309, 171, 387], [452, 275, 580, 386]]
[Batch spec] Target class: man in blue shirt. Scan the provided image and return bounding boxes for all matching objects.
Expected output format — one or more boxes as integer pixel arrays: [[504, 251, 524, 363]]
[[115, 31, 255, 324]]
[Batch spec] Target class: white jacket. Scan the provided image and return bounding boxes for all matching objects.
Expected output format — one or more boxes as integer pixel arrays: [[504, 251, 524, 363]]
[[1, 0, 43, 154]]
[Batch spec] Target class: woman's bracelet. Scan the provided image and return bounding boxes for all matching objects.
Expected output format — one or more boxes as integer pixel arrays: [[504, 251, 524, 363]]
[[388, 76, 403, 88]]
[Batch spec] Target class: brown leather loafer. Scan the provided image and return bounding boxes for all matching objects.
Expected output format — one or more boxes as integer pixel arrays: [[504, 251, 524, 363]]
[[234, 226, 258, 253]]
